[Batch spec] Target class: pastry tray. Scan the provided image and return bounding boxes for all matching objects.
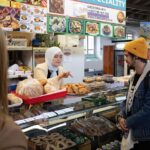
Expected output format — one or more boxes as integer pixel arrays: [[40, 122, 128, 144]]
[[14, 89, 67, 104]]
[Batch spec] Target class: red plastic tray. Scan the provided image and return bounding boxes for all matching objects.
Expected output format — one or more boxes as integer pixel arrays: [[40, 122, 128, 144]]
[[13, 89, 67, 104]]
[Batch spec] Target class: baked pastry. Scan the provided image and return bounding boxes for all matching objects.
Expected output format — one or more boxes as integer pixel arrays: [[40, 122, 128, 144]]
[[16, 78, 44, 98]]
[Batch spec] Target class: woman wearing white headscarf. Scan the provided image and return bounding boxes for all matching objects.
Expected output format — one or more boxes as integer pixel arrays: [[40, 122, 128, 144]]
[[34, 47, 71, 93]]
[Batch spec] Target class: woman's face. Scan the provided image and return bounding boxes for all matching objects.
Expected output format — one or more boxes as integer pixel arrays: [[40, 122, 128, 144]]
[[51, 53, 63, 67]]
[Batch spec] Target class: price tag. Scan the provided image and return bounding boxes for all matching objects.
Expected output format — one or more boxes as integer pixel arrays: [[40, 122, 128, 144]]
[[55, 110, 66, 115], [15, 119, 26, 125], [115, 96, 126, 102]]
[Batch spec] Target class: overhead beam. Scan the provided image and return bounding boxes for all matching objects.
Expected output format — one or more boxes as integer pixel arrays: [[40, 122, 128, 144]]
[[133, 0, 142, 5], [127, 4, 150, 13], [143, 1, 150, 6]]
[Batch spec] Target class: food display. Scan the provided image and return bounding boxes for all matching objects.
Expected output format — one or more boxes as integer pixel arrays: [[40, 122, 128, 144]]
[[48, 16, 66, 33], [8, 93, 23, 108], [100, 23, 113, 37], [114, 26, 125, 38], [61, 83, 89, 95], [71, 116, 116, 137], [86, 21, 99, 35], [28, 132, 76, 150], [20, 4, 47, 33], [16, 78, 44, 98], [0, 6, 20, 31], [68, 19, 84, 34], [49, 0, 64, 14], [83, 76, 95, 83]]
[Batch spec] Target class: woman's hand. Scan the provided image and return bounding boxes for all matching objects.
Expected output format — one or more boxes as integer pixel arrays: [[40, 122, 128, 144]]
[[58, 72, 72, 80], [39, 79, 47, 86], [118, 117, 129, 132]]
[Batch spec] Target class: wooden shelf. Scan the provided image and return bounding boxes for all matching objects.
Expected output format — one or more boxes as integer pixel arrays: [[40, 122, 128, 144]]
[[8, 46, 32, 51]]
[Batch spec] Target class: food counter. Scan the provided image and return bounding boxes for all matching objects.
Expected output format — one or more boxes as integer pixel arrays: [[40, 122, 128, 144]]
[[8, 86, 127, 150]]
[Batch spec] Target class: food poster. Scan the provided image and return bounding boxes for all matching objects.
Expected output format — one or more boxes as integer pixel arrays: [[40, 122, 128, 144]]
[[68, 18, 84, 35], [20, 4, 47, 33], [48, 0, 64, 15], [47, 16, 67, 33], [0, 0, 10, 7], [47, 0, 126, 25], [11, 1, 21, 8], [11, 0, 47, 7], [85, 21, 100, 36], [113, 25, 125, 38], [0, 6, 20, 31], [140, 22, 150, 39], [100, 23, 113, 38]]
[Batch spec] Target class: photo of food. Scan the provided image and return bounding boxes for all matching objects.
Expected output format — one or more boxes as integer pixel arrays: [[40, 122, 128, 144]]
[[20, 4, 47, 33], [100, 23, 113, 37], [0, 6, 20, 31], [48, 16, 66, 33], [117, 11, 125, 23], [11, 0, 47, 7], [49, 0, 64, 14], [34, 17, 41, 22], [21, 15, 27, 20], [69, 19, 84, 34], [86, 22, 99, 35], [20, 24, 27, 29], [114, 26, 125, 38]]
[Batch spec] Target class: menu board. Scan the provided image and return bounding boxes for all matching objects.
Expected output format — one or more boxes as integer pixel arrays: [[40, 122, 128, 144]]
[[0, 6, 20, 31], [20, 4, 47, 33], [85, 21, 100, 36], [47, 16, 67, 33], [68, 18, 84, 34], [114, 25, 125, 38], [48, 0, 126, 25], [100, 23, 113, 37], [11, 0, 47, 7]]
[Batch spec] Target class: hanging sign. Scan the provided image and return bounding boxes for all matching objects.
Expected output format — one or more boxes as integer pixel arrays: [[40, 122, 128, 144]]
[[48, 0, 126, 25]]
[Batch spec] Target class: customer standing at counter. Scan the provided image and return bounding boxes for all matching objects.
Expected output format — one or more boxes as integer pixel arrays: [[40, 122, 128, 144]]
[[34, 47, 72, 92], [0, 28, 27, 149], [116, 37, 150, 150]]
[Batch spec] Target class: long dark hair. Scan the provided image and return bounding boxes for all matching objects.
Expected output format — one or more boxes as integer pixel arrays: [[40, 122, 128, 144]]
[[0, 28, 8, 114]]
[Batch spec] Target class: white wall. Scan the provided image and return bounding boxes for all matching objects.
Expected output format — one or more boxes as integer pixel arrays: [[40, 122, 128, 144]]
[[84, 37, 114, 71]]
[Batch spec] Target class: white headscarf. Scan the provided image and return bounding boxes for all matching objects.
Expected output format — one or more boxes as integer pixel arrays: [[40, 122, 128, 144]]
[[45, 47, 63, 77]]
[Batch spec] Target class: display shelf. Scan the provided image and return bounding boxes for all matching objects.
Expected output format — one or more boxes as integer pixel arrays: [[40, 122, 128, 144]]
[[8, 46, 32, 51], [16, 101, 119, 131], [8, 74, 30, 79], [33, 47, 48, 52]]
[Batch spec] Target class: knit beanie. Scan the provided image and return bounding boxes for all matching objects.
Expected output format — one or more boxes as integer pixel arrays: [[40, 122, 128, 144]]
[[124, 37, 148, 59]]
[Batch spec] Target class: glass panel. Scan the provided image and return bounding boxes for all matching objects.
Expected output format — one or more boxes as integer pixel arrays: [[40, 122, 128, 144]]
[[83, 36, 88, 49], [88, 36, 94, 49]]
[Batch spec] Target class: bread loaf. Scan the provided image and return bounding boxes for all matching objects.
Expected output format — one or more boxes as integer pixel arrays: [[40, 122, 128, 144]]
[[16, 78, 44, 98]]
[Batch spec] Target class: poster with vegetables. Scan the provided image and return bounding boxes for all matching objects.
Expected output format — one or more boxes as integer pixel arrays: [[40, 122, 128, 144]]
[[0, 6, 20, 31], [100, 23, 113, 38], [20, 4, 47, 33], [85, 21, 99, 36], [68, 18, 84, 35], [114, 25, 125, 38], [47, 16, 67, 33]]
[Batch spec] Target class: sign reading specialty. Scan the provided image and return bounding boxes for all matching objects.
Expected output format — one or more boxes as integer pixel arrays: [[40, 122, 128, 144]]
[[48, 0, 126, 25]]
